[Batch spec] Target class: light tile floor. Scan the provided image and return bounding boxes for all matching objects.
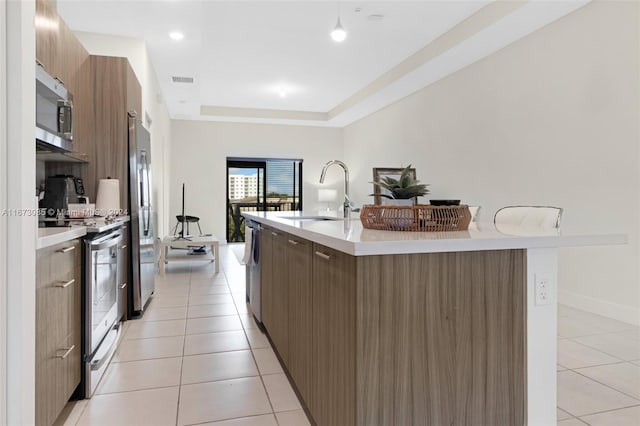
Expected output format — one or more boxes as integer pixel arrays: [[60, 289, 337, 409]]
[[60, 245, 308, 426], [557, 305, 640, 425], [59, 245, 639, 426]]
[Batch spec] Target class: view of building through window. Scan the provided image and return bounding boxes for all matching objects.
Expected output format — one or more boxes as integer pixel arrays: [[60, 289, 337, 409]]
[[226, 158, 302, 242]]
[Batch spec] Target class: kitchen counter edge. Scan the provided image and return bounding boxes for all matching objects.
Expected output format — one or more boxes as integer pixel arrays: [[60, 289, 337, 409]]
[[242, 211, 627, 256], [37, 216, 130, 249]]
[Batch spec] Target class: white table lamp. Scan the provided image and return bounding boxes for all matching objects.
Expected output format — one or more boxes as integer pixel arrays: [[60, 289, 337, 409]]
[[318, 188, 338, 211]]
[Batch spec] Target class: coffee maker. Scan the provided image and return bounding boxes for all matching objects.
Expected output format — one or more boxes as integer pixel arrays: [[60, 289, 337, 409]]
[[41, 175, 86, 218]]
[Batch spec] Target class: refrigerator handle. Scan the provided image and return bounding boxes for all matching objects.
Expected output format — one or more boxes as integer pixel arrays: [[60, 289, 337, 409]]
[[141, 150, 151, 236]]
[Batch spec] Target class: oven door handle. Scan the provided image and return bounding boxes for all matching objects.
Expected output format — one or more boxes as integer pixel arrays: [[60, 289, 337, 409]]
[[91, 234, 122, 251], [90, 326, 120, 371]]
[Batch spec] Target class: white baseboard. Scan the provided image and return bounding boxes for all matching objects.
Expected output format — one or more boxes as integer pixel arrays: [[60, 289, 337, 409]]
[[559, 290, 640, 326]]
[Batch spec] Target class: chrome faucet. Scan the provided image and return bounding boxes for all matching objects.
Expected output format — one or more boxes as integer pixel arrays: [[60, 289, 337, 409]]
[[319, 160, 352, 218]]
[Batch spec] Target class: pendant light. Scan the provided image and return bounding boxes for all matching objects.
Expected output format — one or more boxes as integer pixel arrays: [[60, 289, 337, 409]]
[[330, 2, 347, 42]]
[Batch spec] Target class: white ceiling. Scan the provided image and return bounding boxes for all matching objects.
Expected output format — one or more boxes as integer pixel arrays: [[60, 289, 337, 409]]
[[57, 0, 589, 126]]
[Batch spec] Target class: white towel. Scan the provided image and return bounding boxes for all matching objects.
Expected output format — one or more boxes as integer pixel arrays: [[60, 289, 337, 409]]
[[241, 228, 253, 265]]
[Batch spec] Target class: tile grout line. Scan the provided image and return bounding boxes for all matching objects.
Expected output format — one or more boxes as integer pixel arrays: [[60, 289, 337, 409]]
[[173, 268, 192, 426], [573, 403, 640, 422], [560, 339, 627, 364], [236, 274, 281, 424], [567, 365, 640, 403]]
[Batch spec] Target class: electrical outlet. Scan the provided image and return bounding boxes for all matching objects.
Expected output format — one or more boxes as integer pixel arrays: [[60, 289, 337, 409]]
[[535, 274, 552, 306]]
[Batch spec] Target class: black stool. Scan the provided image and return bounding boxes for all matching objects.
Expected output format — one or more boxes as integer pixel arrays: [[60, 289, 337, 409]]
[[173, 215, 202, 236]]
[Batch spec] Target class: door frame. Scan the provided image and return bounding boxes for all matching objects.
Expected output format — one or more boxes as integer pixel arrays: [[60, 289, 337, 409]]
[[226, 158, 267, 242], [0, 0, 8, 421], [4, 1, 36, 424]]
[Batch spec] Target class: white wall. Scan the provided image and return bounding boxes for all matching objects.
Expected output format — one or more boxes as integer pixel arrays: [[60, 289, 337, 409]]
[[343, 1, 640, 324], [73, 32, 172, 236], [5, 0, 36, 423], [170, 120, 343, 240], [0, 0, 7, 421]]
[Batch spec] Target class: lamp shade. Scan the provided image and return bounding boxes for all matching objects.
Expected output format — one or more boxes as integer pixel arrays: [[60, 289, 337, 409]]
[[318, 188, 338, 202]]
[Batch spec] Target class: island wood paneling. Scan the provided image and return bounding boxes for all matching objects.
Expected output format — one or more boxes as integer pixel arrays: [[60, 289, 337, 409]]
[[355, 250, 526, 426], [270, 230, 290, 364], [311, 244, 357, 426], [260, 226, 274, 331], [286, 234, 313, 403]]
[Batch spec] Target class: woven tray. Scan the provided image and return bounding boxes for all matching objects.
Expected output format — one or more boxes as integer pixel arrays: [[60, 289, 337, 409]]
[[360, 204, 472, 232]]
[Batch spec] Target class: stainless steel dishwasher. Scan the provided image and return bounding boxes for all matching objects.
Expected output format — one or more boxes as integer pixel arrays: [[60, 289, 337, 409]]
[[245, 220, 262, 323]]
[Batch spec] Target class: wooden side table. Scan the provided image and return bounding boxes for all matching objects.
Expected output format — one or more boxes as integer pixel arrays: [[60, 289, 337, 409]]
[[159, 235, 220, 275]]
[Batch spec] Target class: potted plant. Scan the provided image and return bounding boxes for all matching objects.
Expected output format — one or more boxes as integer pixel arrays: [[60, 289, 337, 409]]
[[371, 164, 429, 206]]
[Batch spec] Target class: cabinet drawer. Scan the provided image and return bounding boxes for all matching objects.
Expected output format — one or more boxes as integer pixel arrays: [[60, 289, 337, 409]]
[[35, 332, 79, 426], [37, 240, 79, 288]]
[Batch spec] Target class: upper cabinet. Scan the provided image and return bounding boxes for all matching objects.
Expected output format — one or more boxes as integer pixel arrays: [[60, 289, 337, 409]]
[[90, 55, 141, 210], [36, 0, 93, 160], [35, 0, 60, 75]]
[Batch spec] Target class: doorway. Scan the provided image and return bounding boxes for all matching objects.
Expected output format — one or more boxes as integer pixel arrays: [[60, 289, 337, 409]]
[[226, 158, 303, 242]]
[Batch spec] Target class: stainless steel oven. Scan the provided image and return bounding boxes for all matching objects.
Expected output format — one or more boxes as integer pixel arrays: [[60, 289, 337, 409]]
[[82, 230, 122, 398]]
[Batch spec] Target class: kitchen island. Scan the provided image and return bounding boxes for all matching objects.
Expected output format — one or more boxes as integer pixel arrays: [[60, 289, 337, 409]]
[[243, 211, 625, 426]]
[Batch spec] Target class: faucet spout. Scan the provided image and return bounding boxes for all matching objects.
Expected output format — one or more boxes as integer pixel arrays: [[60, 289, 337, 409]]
[[319, 160, 350, 218]]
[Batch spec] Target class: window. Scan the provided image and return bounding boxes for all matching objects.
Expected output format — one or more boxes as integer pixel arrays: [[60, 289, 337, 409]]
[[226, 157, 303, 242]]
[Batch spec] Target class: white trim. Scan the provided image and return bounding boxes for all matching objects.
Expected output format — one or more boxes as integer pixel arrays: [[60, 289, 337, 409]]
[[526, 248, 558, 426], [0, 0, 7, 423], [6, 0, 36, 424], [559, 290, 640, 327]]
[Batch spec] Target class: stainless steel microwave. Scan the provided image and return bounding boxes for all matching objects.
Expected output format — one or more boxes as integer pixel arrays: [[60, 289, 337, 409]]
[[36, 64, 74, 152]]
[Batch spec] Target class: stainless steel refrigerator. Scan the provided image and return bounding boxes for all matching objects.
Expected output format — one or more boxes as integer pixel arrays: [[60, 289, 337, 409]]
[[128, 112, 156, 315]]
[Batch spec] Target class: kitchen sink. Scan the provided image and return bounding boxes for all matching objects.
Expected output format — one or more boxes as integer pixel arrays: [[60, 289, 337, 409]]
[[279, 215, 344, 221]]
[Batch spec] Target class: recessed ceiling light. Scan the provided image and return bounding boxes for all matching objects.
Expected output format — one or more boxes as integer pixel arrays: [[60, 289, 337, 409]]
[[278, 88, 287, 98], [169, 31, 184, 41], [368, 14, 385, 21]]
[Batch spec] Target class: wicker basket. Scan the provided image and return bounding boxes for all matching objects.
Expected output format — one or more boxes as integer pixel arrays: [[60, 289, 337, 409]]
[[360, 204, 472, 232]]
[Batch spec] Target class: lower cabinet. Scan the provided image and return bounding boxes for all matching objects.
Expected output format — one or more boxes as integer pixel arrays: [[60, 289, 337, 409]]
[[35, 239, 82, 426], [269, 230, 289, 364], [285, 235, 313, 404], [310, 243, 356, 426], [260, 226, 274, 331]]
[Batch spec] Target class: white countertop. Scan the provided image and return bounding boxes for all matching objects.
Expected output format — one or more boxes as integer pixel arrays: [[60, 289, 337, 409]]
[[37, 226, 87, 250], [37, 216, 130, 249], [243, 211, 627, 256]]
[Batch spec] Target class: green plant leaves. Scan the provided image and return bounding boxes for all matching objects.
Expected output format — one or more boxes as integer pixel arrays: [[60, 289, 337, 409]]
[[370, 164, 429, 199]]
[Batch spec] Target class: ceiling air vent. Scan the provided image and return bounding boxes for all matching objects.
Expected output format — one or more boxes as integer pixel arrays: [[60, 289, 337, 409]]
[[172, 76, 194, 84]]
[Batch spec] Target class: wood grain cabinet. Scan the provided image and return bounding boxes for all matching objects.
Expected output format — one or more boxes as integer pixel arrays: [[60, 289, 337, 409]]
[[261, 233, 527, 426], [310, 244, 356, 426], [262, 229, 313, 394], [269, 230, 289, 364], [35, 239, 81, 426], [260, 225, 274, 330], [89, 56, 141, 209], [35, 0, 59, 74], [285, 234, 313, 403]]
